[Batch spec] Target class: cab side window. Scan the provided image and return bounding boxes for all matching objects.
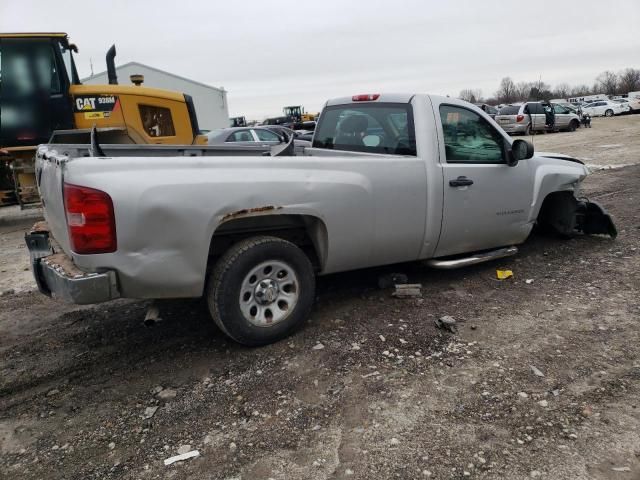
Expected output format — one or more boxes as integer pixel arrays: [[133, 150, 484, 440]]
[[139, 105, 175, 137], [439, 105, 505, 163]]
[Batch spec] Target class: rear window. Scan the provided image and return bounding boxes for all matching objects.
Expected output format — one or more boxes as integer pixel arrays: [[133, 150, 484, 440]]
[[498, 105, 521, 115], [312, 103, 416, 155]]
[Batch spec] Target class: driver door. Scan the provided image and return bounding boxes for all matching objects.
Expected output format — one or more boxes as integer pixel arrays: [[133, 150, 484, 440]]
[[434, 104, 535, 257]]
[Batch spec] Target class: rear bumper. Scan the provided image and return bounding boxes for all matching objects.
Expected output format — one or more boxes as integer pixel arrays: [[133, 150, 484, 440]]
[[500, 123, 528, 133], [25, 227, 120, 304]]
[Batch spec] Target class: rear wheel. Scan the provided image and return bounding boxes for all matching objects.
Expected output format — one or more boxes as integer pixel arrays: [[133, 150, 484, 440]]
[[206, 236, 315, 346], [605, 109, 614, 117]]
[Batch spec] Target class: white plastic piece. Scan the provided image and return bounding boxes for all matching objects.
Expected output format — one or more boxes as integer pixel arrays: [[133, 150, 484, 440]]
[[164, 450, 200, 466]]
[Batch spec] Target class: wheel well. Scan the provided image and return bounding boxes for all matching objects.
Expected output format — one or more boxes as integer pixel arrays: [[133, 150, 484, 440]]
[[207, 214, 328, 273], [536, 191, 578, 236]]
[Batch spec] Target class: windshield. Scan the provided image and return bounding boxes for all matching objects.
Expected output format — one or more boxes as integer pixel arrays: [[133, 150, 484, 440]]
[[312, 103, 416, 155]]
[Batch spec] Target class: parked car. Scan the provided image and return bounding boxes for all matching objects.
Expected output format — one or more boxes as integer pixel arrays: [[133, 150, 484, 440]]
[[206, 127, 287, 146], [474, 103, 498, 119], [581, 100, 629, 117], [28, 94, 616, 346], [612, 98, 640, 112], [494, 102, 581, 135]]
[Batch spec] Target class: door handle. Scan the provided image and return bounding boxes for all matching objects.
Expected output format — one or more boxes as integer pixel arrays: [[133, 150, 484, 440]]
[[449, 176, 474, 187]]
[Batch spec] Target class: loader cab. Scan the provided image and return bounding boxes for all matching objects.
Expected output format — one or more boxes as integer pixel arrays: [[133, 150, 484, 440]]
[[0, 33, 78, 147], [283, 106, 303, 122]]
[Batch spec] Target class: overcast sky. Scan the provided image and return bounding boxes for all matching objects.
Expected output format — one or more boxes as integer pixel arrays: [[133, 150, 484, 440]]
[[3, 0, 639, 119]]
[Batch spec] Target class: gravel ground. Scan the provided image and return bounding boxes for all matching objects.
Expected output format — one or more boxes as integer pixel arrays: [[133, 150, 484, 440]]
[[0, 118, 639, 480], [525, 114, 640, 170]]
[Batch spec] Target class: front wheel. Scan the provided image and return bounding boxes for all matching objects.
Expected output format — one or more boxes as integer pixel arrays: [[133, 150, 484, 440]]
[[568, 120, 578, 132], [206, 236, 315, 346], [605, 109, 614, 117]]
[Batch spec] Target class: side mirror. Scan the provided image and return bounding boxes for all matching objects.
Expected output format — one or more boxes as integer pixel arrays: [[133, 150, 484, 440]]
[[507, 139, 534, 166]]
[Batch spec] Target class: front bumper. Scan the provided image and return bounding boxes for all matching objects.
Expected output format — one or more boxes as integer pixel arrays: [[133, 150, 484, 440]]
[[25, 225, 120, 304]]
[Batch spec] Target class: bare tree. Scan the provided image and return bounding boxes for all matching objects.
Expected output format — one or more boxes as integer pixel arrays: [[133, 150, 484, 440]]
[[552, 83, 571, 99], [595, 71, 619, 95], [459, 89, 482, 103], [569, 84, 592, 97], [515, 81, 531, 101], [618, 68, 640, 93], [495, 77, 516, 103]]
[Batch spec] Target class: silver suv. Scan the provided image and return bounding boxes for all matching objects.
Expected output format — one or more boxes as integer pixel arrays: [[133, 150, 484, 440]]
[[495, 102, 581, 135]]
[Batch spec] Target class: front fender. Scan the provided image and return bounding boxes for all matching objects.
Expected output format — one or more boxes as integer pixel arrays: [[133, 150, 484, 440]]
[[529, 157, 589, 222]]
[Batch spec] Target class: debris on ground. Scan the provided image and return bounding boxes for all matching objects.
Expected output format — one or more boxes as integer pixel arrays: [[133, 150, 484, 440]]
[[312, 343, 325, 350], [157, 388, 177, 400], [144, 303, 162, 326], [530, 365, 545, 377], [163, 450, 200, 466], [435, 315, 457, 333], [525, 278, 534, 284], [378, 272, 408, 289], [496, 269, 514, 280], [392, 283, 422, 298], [143, 406, 159, 419]]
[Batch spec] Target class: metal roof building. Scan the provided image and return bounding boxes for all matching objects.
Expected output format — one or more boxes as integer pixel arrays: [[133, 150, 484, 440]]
[[83, 62, 229, 130]]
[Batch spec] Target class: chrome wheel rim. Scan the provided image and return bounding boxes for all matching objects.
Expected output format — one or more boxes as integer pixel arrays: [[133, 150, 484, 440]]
[[239, 260, 299, 327]]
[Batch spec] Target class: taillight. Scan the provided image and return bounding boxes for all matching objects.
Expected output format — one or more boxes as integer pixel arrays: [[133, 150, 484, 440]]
[[516, 114, 525, 122], [352, 93, 380, 102], [63, 183, 116, 254]]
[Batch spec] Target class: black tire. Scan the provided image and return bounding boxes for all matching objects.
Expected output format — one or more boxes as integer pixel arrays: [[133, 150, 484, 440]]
[[605, 109, 614, 117], [524, 124, 531, 136], [568, 120, 578, 132], [206, 236, 315, 346]]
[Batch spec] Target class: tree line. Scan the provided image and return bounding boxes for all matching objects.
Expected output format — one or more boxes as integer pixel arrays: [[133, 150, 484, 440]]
[[459, 67, 640, 105]]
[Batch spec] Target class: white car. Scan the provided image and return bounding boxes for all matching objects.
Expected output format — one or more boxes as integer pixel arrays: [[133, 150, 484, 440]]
[[612, 98, 640, 112], [582, 100, 630, 117]]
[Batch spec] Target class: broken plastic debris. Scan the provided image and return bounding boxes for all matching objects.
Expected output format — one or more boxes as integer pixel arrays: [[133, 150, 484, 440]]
[[392, 284, 422, 298], [530, 365, 545, 377], [144, 304, 162, 326], [496, 269, 513, 280], [163, 450, 200, 466], [143, 406, 159, 419], [435, 315, 457, 333], [525, 279, 534, 284]]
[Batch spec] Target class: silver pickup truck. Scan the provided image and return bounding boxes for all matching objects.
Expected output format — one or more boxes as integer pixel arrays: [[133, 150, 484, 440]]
[[27, 93, 616, 346]]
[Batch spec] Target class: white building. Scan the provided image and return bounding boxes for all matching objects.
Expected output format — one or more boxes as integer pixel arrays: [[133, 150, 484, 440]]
[[83, 62, 229, 130]]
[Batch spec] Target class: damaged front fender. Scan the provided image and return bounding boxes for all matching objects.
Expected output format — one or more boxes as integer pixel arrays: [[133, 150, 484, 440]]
[[576, 200, 617, 238], [537, 192, 617, 238]]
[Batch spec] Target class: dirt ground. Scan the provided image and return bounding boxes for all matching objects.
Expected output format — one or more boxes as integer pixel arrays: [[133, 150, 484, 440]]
[[0, 116, 639, 480]]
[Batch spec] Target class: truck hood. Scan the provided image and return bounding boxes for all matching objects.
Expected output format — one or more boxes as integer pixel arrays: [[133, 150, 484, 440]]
[[536, 152, 584, 165]]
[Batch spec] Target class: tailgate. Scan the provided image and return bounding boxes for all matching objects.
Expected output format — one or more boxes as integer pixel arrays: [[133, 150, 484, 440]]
[[35, 147, 72, 254], [494, 115, 516, 125]]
